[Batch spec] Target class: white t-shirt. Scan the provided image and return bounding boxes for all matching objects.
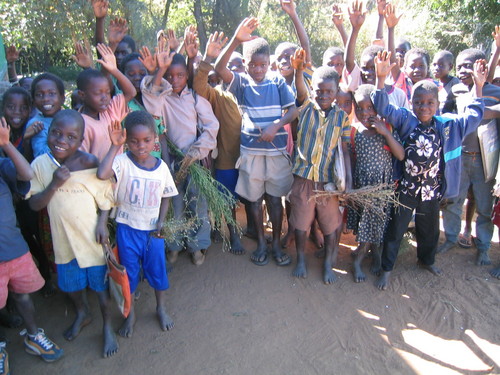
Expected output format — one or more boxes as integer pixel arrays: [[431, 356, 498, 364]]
[[113, 153, 178, 231]]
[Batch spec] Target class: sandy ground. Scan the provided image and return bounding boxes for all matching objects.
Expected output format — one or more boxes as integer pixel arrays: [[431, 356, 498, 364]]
[[4, 209, 500, 375]]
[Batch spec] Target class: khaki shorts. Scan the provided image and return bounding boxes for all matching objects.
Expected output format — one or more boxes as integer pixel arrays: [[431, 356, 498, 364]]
[[289, 175, 342, 234], [235, 152, 293, 202]]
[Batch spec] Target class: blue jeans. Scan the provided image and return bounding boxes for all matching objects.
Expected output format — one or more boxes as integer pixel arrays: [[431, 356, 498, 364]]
[[165, 175, 211, 253], [442, 153, 494, 252]]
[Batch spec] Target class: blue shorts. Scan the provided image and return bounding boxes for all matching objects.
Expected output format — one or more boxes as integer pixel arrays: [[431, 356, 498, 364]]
[[215, 168, 239, 199], [116, 223, 169, 293], [57, 259, 108, 293]]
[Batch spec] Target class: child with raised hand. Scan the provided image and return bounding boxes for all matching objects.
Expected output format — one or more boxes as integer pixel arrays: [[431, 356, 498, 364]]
[[27, 73, 66, 158], [78, 43, 136, 161], [98, 112, 177, 337], [215, 17, 297, 267], [372, 51, 486, 290], [347, 84, 404, 283], [192, 31, 247, 255], [142, 38, 219, 266], [0, 117, 63, 370], [289, 48, 351, 283], [431, 50, 460, 114], [28, 110, 118, 358]]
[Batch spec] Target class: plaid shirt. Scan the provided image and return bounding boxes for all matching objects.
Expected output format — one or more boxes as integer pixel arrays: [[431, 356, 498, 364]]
[[292, 98, 351, 182]]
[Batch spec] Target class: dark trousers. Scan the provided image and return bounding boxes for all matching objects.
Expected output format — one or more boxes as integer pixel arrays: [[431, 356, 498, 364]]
[[382, 193, 440, 271]]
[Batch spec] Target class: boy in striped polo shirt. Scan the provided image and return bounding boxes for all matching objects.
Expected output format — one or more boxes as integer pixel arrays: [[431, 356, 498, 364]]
[[215, 17, 297, 266], [289, 48, 352, 284]]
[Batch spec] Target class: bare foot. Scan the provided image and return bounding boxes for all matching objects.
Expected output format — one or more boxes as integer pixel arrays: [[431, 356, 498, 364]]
[[353, 263, 366, 283], [229, 239, 246, 255], [292, 257, 307, 278], [118, 311, 136, 338], [103, 323, 119, 358], [323, 266, 337, 284], [489, 266, 500, 279], [417, 262, 442, 276], [376, 271, 391, 290], [157, 307, 174, 331], [370, 255, 382, 276], [63, 312, 92, 341], [476, 251, 492, 266]]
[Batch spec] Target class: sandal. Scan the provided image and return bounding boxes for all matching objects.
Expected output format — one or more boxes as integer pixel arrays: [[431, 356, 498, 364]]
[[250, 250, 269, 266], [458, 233, 472, 248], [272, 252, 291, 266]]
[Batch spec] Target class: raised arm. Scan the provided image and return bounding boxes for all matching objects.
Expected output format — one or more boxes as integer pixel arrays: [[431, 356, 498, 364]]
[[107, 17, 128, 53], [72, 39, 94, 69], [97, 121, 126, 180], [96, 43, 137, 101], [471, 59, 487, 98], [384, 4, 403, 80], [281, 0, 311, 65], [91, 0, 108, 46], [184, 26, 199, 89], [138, 46, 157, 75], [215, 17, 259, 84], [345, 0, 366, 73], [291, 48, 308, 105], [487, 25, 500, 83], [6, 46, 19, 85], [375, 0, 386, 41], [0, 118, 33, 181], [152, 38, 175, 87], [331, 4, 348, 47]]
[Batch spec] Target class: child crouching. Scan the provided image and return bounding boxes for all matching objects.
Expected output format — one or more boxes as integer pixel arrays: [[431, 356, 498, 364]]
[[97, 111, 178, 337]]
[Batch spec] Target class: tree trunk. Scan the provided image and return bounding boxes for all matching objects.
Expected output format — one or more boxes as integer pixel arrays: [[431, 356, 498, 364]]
[[161, 0, 174, 30], [193, 0, 208, 51]]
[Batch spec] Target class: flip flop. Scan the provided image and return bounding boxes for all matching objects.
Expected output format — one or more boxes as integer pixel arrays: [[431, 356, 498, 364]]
[[272, 252, 292, 266], [250, 250, 269, 266], [458, 233, 472, 248]]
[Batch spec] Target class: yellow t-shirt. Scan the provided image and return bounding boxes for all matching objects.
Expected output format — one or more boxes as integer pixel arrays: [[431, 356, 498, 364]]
[[29, 154, 114, 267]]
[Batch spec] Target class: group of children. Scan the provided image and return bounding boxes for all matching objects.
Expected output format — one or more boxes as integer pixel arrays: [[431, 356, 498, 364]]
[[1, 0, 500, 371]]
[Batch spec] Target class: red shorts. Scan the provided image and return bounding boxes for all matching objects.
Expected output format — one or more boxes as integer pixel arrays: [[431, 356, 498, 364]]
[[0, 252, 45, 308]]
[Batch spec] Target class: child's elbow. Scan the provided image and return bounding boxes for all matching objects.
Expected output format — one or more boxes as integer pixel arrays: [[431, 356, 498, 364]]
[[19, 170, 34, 181]]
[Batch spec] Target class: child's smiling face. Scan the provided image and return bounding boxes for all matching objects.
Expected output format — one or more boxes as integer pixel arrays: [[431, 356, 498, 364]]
[[322, 52, 344, 77], [412, 90, 438, 125], [456, 56, 475, 86], [48, 118, 84, 163], [126, 125, 156, 162], [246, 53, 269, 83], [276, 46, 295, 79], [360, 55, 376, 85], [3, 93, 30, 129], [312, 79, 338, 111], [354, 97, 377, 128], [33, 79, 64, 117]]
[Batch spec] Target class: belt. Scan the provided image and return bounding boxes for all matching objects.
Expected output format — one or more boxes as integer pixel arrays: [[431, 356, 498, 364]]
[[462, 151, 481, 155]]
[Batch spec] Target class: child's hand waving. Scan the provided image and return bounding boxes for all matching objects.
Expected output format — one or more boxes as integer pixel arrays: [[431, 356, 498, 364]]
[[5, 45, 19, 64], [96, 43, 118, 71], [472, 59, 488, 88], [235, 17, 259, 44], [375, 50, 396, 79], [493, 25, 500, 49], [280, 0, 297, 16], [331, 4, 344, 27], [290, 48, 306, 71], [384, 3, 402, 28], [184, 27, 199, 59], [377, 0, 387, 16], [108, 120, 127, 146], [91, 0, 109, 18], [0, 117, 11, 147], [72, 39, 94, 69], [348, 0, 366, 29], [24, 121, 44, 140], [155, 39, 175, 70], [108, 17, 128, 46], [205, 31, 228, 60], [139, 46, 157, 74], [166, 29, 180, 51]]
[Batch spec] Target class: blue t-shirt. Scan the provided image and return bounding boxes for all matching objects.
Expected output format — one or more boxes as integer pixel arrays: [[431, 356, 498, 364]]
[[229, 72, 295, 156], [0, 157, 30, 262], [27, 113, 53, 158]]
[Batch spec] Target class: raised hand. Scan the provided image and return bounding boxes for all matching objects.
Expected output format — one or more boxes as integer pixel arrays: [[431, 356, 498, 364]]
[[0, 117, 11, 147], [166, 29, 180, 51], [5, 45, 19, 64], [348, 0, 366, 29], [375, 50, 396, 79], [290, 48, 306, 71], [139, 46, 157, 73], [472, 59, 488, 87], [108, 120, 127, 146], [72, 39, 93, 69], [493, 25, 500, 48], [108, 17, 128, 46], [96, 43, 118, 71], [205, 31, 228, 60], [376, 0, 387, 16], [234, 17, 259, 44], [384, 3, 402, 28], [331, 4, 344, 27], [155, 38, 175, 70], [91, 0, 108, 18], [280, 0, 297, 16], [52, 165, 71, 188], [24, 121, 44, 140], [370, 117, 389, 136], [184, 27, 199, 59]]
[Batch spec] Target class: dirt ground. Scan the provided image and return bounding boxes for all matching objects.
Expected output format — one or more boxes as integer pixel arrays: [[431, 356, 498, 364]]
[[5, 209, 500, 375]]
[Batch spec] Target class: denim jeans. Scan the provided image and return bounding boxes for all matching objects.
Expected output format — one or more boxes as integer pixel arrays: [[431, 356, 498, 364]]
[[441, 153, 494, 252]]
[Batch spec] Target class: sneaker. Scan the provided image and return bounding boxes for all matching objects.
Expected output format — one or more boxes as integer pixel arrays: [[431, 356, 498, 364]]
[[21, 328, 63, 362], [0, 342, 9, 375]]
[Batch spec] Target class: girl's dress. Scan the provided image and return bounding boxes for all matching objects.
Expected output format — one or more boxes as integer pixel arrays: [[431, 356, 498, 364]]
[[347, 125, 398, 244]]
